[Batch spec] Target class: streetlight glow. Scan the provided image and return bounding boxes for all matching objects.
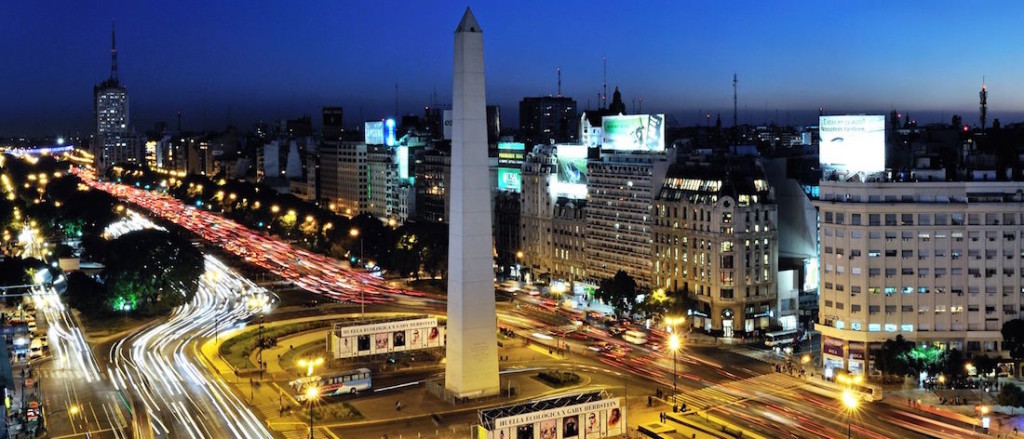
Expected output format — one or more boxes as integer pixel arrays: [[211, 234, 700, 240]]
[[305, 385, 319, 401], [842, 389, 858, 410], [669, 333, 680, 351], [349, 228, 359, 238]]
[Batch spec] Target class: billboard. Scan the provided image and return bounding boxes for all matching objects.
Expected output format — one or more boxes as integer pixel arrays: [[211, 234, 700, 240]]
[[443, 110, 453, 140], [818, 115, 885, 174], [330, 316, 444, 359], [498, 168, 521, 192], [498, 142, 526, 166], [601, 114, 665, 152], [554, 144, 587, 199], [365, 121, 384, 145], [483, 396, 622, 439]]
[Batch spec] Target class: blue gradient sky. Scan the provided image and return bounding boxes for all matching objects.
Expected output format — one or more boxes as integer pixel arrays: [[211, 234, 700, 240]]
[[1, 1, 1021, 136]]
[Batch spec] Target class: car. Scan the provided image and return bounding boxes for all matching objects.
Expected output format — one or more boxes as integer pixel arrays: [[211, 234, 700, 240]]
[[38, 335, 48, 350]]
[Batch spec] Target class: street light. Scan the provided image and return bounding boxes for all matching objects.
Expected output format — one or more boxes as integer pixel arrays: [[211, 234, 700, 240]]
[[305, 386, 319, 439], [669, 333, 680, 411], [841, 389, 858, 439], [297, 357, 324, 377], [350, 228, 364, 316]]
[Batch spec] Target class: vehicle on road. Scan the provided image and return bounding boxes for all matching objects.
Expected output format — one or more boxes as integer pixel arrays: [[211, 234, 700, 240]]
[[764, 329, 808, 348], [622, 330, 648, 345], [291, 367, 372, 401]]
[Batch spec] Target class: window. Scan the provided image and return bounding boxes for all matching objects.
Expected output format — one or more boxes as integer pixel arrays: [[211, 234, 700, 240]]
[[851, 250, 862, 258], [868, 323, 881, 332], [885, 250, 897, 257], [868, 250, 880, 258], [851, 286, 861, 293], [885, 305, 896, 313], [885, 214, 897, 226], [851, 304, 861, 312], [836, 213, 845, 225], [869, 214, 881, 226], [868, 305, 880, 314], [836, 302, 845, 310], [824, 212, 833, 224], [885, 324, 897, 332], [901, 214, 913, 225], [825, 300, 833, 308], [951, 306, 963, 313], [902, 305, 913, 312], [901, 324, 914, 332], [851, 214, 861, 225]]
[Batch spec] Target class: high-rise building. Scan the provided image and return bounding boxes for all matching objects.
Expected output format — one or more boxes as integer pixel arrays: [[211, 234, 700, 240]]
[[415, 147, 451, 223], [585, 148, 675, 288], [323, 107, 344, 141], [519, 96, 578, 145], [653, 157, 779, 337], [816, 179, 1024, 374], [519, 145, 558, 280], [94, 22, 136, 171], [317, 140, 366, 216]]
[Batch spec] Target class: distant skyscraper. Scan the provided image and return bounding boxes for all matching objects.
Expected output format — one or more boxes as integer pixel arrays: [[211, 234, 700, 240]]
[[445, 7, 500, 399], [322, 107, 344, 140], [519, 96, 578, 145], [94, 21, 135, 171]]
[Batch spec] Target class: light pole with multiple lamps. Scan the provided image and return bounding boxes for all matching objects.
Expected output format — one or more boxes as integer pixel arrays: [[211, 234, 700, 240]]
[[669, 333, 680, 412], [305, 386, 319, 439], [350, 228, 364, 316]]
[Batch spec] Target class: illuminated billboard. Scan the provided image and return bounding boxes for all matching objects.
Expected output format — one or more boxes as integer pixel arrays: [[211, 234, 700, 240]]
[[497, 142, 526, 166], [601, 114, 665, 152], [498, 167, 521, 192], [363, 119, 397, 146], [554, 144, 587, 199], [481, 394, 623, 439], [365, 121, 384, 145], [818, 115, 885, 174], [329, 316, 444, 359]]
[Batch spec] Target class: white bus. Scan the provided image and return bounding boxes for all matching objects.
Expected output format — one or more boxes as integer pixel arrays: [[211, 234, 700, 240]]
[[622, 330, 648, 345], [764, 329, 808, 348], [290, 367, 372, 401]]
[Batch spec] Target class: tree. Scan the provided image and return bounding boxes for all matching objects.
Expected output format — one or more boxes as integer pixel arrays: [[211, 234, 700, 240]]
[[875, 335, 915, 380], [65, 272, 111, 318], [940, 348, 967, 378], [1002, 319, 1024, 362], [596, 271, 638, 316], [103, 229, 204, 316], [998, 383, 1024, 414], [972, 354, 999, 377]]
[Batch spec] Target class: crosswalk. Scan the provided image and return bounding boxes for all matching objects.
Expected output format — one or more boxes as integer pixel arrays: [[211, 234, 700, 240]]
[[34, 368, 98, 381], [667, 373, 805, 412]]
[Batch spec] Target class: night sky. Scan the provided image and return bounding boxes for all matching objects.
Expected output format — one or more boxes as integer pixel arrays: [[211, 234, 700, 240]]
[[2, 1, 1022, 136]]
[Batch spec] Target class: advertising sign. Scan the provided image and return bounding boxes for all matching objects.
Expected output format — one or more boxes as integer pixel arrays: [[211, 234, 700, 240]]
[[823, 336, 845, 357], [554, 144, 588, 199], [818, 115, 885, 174], [498, 142, 526, 166], [601, 114, 665, 152], [385, 118, 397, 147], [848, 341, 866, 361], [485, 397, 622, 439], [443, 110, 453, 140], [365, 121, 385, 145], [498, 168, 521, 192], [330, 317, 444, 359]]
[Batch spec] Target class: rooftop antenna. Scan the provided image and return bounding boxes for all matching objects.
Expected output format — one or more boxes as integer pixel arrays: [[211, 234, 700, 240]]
[[980, 76, 988, 133], [638, 97, 643, 114], [602, 56, 607, 109], [557, 66, 562, 97], [110, 20, 118, 82], [176, 110, 182, 132], [732, 73, 738, 148]]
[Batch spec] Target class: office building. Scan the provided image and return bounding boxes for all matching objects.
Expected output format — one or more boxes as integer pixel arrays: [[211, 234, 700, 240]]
[[93, 23, 137, 171], [519, 96, 578, 145], [318, 140, 366, 216]]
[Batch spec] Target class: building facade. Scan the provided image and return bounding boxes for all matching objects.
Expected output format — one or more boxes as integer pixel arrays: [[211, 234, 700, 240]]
[[652, 162, 778, 336], [519, 96, 578, 145], [519, 145, 558, 281], [93, 24, 136, 171], [816, 179, 1024, 374], [318, 140, 366, 216]]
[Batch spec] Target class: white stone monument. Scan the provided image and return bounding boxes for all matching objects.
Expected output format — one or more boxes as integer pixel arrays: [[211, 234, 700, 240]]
[[444, 7, 500, 399]]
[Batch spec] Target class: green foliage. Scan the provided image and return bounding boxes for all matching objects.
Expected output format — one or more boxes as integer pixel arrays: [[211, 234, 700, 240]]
[[999, 383, 1024, 413], [103, 229, 204, 316], [1002, 319, 1024, 361], [596, 271, 638, 316], [537, 370, 581, 387], [875, 335, 916, 378]]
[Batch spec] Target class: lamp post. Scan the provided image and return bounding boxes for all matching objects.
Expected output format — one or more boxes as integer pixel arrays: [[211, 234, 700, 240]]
[[297, 357, 324, 377], [305, 386, 319, 439], [350, 228, 364, 316], [841, 389, 858, 439], [669, 333, 680, 412]]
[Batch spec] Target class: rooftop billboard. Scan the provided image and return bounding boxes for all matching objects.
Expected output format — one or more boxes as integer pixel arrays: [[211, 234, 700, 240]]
[[818, 115, 885, 174], [601, 114, 665, 152], [554, 144, 588, 199]]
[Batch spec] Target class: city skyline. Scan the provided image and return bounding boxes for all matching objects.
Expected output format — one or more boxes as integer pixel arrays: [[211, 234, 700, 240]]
[[3, 1, 1023, 135]]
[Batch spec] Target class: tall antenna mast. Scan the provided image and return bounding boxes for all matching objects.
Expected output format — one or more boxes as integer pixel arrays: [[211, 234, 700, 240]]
[[732, 73, 738, 147], [557, 66, 562, 97], [602, 56, 607, 109], [110, 20, 118, 82], [980, 76, 988, 133]]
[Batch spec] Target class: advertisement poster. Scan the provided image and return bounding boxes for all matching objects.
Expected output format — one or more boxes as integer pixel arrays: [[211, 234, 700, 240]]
[[848, 341, 866, 361], [823, 336, 845, 357], [331, 318, 445, 359], [554, 144, 588, 199], [818, 115, 885, 174], [375, 333, 389, 350], [601, 114, 665, 152], [562, 415, 580, 439], [488, 398, 620, 439], [498, 168, 521, 192]]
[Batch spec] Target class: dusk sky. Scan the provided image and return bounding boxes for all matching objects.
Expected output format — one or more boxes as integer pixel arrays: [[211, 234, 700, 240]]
[[2, 1, 1022, 136]]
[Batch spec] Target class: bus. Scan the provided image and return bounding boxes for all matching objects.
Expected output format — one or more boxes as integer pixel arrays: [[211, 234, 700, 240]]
[[290, 368, 372, 401], [764, 329, 808, 348], [622, 330, 648, 345]]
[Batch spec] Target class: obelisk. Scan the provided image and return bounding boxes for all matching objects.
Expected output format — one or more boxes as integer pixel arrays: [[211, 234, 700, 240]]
[[444, 7, 500, 399]]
